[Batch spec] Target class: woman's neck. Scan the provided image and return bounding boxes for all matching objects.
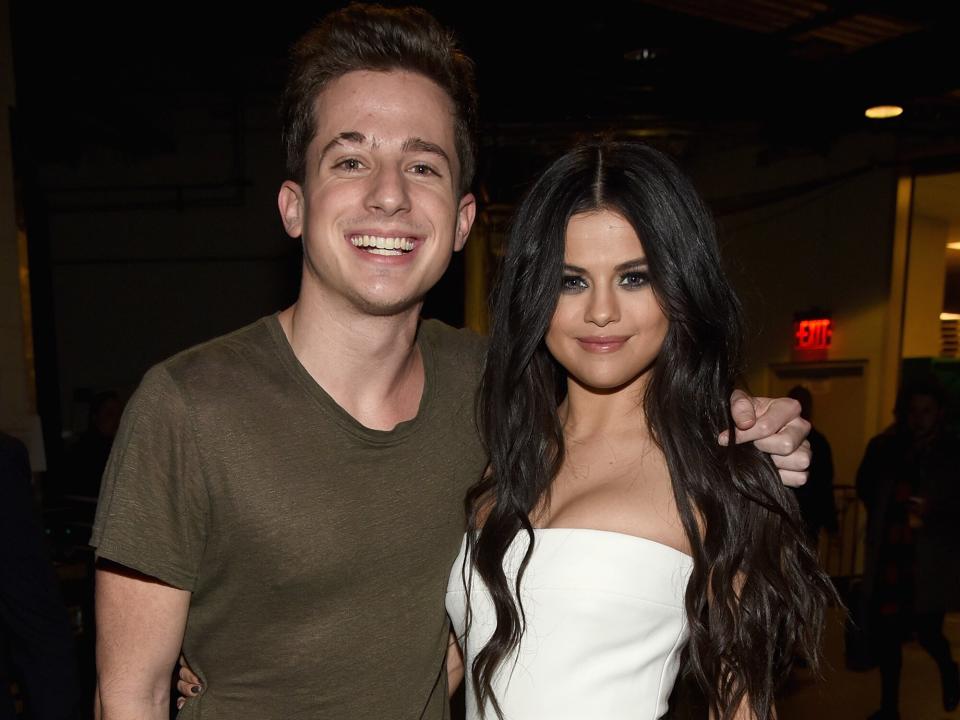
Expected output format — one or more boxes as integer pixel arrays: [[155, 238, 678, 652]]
[[559, 372, 652, 443]]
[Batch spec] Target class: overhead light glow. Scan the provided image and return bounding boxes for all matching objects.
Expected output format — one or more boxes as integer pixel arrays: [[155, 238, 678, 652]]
[[865, 105, 903, 119], [941, 313, 960, 321], [624, 48, 658, 61], [947, 242, 960, 250]]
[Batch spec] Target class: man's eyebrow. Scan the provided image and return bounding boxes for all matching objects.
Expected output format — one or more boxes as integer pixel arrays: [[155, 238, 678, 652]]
[[318, 131, 367, 164], [401, 137, 451, 167]]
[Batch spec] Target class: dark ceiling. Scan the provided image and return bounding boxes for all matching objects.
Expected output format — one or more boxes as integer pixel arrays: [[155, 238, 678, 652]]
[[10, 1, 960, 196]]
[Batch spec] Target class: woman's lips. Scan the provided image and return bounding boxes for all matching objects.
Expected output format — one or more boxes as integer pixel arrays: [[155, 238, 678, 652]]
[[576, 336, 630, 352]]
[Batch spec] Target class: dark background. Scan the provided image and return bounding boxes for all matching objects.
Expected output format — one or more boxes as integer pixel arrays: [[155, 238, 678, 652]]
[[11, 2, 960, 453]]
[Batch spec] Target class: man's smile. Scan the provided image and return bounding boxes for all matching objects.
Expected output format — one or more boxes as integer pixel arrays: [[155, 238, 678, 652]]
[[349, 233, 418, 256]]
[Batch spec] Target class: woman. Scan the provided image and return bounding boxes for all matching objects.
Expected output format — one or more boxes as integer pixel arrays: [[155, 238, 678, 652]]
[[445, 140, 834, 720]]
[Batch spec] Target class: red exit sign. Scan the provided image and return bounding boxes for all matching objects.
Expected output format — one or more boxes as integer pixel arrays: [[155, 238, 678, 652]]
[[794, 318, 833, 350]]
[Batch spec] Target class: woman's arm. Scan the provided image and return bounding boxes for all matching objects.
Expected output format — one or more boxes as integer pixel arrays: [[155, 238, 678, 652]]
[[447, 630, 465, 697], [709, 695, 775, 720], [175, 632, 467, 706], [704, 570, 778, 720]]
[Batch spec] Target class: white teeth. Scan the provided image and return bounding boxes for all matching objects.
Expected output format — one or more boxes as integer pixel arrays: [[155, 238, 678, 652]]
[[350, 235, 415, 252], [366, 248, 402, 256]]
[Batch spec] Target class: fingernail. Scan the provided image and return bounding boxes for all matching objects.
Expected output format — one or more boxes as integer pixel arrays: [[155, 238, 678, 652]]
[[191, 685, 203, 694], [177, 699, 185, 709], [718, 432, 729, 446]]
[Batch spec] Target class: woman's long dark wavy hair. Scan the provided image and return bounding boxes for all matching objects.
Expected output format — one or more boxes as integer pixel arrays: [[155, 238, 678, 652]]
[[463, 140, 836, 719]]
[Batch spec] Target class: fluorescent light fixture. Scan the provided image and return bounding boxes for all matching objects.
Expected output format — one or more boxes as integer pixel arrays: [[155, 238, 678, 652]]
[[948, 242, 960, 250], [941, 313, 960, 321], [865, 105, 904, 119]]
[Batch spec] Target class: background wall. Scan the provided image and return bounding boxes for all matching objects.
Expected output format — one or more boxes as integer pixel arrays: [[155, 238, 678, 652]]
[[690, 133, 900, 466], [902, 213, 948, 358], [0, 0, 36, 455]]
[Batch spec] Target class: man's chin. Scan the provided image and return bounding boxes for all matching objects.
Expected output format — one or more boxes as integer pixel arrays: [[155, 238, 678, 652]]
[[351, 292, 424, 318]]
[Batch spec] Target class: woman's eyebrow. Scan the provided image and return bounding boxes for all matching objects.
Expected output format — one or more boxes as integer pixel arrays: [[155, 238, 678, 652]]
[[616, 257, 648, 271]]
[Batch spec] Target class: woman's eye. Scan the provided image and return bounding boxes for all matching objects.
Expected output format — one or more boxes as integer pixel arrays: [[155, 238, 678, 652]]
[[619, 271, 648, 288], [561, 275, 587, 292]]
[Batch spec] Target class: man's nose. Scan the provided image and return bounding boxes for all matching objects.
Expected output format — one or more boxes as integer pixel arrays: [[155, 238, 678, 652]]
[[364, 164, 411, 215]]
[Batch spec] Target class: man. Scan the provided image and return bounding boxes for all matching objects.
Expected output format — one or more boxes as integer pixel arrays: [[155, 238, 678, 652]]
[[92, 5, 811, 718], [0, 432, 80, 719], [65, 391, 123, 499], [857, 379, 960, 720], [787, 385, 837, 545]]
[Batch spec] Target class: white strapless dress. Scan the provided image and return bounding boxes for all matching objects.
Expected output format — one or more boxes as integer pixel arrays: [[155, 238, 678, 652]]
[[446, 528, 694, 720]]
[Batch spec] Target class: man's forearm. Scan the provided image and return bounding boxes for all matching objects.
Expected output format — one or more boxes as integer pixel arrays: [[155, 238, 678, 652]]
[[95, 564, 190, 720], [96, 682, 171, 720]]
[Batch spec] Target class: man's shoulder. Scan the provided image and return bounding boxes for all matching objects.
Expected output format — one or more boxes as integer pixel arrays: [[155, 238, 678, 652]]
[[157, 315, 277, 383], [863, 429, 905, 459], [419, 319, 487, 365], [135, 315, 280, 408]]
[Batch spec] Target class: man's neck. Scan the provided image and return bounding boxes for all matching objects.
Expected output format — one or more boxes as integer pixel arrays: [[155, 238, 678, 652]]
[[278, 290, 426, 431]]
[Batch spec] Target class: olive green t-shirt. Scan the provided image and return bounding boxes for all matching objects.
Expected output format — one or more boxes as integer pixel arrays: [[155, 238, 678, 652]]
[[91, 315, 487, 718]]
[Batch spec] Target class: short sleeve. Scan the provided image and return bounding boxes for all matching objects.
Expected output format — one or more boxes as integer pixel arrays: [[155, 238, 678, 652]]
[[90, 364, 209, 591]]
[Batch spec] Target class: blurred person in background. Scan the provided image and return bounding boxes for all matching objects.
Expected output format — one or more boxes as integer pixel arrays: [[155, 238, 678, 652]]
[[64, 392, 122, 499], [787, 385, 838, 546], [0, 431, 80, 720], [857, 378, 960, 720]]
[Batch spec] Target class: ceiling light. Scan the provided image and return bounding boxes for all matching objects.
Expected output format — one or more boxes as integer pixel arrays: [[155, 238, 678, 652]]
[[948, 242, 960, 250], [865, 105, 903, 119], [941, 313, 960, 321]]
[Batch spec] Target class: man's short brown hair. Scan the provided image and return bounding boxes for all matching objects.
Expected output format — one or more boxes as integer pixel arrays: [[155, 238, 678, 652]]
[[281, 3, 479, 195]]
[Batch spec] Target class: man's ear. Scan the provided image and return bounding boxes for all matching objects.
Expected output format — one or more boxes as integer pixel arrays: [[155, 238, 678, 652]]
[[454, 192, 477, 252], [278, 181, 305, 238]]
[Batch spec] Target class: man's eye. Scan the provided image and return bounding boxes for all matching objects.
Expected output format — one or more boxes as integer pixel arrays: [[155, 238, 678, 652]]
[[561, 275, 587, 292], [335, 158, 364, 171], [410, 163, 438, 176], [619, 271, 648, 288]]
